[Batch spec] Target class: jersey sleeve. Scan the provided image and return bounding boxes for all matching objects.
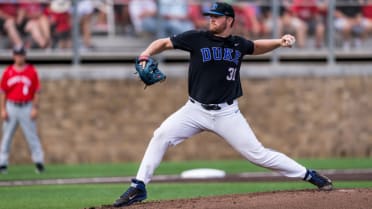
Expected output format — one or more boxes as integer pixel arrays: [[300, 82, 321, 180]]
[[34, 71, 41, 93], [170, 30, 201, 52], [243, 39, 254, 55], [30, 65, 41, 93], [0, 67, 9, 93]]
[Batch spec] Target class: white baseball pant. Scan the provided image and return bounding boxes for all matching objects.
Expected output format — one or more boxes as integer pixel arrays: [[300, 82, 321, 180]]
[[136, 99, 307, 184]]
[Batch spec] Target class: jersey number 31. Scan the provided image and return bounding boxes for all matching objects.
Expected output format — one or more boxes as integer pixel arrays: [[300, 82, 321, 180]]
[[226, 67, 237, 81]]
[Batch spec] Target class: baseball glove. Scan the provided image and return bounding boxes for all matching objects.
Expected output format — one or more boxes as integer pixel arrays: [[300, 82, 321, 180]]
[[134, 56, 166, 88]]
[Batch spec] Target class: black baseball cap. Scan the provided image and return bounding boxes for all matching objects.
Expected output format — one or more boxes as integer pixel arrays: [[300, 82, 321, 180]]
[[203, 2, 235, 18], [13, 45, 26, 55]]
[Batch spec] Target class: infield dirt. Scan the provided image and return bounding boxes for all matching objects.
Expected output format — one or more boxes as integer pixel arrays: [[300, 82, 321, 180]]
[[91, 188, 372, 209]]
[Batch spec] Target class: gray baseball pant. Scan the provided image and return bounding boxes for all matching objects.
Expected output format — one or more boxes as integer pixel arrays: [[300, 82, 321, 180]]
[[0, 101, 44, 166]]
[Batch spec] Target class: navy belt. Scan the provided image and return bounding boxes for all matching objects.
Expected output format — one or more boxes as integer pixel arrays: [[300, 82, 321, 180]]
[[189, 98, 233, 111]]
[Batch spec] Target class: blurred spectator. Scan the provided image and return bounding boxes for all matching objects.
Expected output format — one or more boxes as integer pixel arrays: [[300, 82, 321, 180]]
[[189, 0, 266, 38], [258, 0, 275, 38], [128, 0, 157, 37], [91, 0, 109, 33], [334, 0, 371, 50], [129, 0, 194, 38], [77, 0, 95, 50], [290, 0, 327, 48], [158, 0, 194, 37], [233, 1, 262, 39], [17, 1, 50, 49], [260, 0, 307, 48], [280, 0, 307, 48], [188, 0, 210, 30], [44, 0, 71, 49], [0, 2, 23, 48], [114, 0, 133, 35], [362, 0, 372, 35]]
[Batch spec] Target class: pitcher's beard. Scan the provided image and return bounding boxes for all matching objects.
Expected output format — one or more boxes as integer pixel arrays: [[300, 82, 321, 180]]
[[209, 23, 227, 35]]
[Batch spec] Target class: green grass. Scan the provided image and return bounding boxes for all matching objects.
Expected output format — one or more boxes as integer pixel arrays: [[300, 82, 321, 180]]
[[0, 158, 371, 209], [0, 162, 140, 181], [1, 158, 371, 181]]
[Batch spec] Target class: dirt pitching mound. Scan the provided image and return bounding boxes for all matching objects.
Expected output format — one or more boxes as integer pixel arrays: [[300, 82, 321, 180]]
[[92, 189, 372, 209]]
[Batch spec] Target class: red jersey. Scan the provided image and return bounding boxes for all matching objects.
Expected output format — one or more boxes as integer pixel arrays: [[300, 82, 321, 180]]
[[0, 64, 41, 102], [19, 3, 45, 19], [291, 0, 319, 21], [0, 3, 18, 17], [363, 4, 372, 19], [44, 7, 71, 33]]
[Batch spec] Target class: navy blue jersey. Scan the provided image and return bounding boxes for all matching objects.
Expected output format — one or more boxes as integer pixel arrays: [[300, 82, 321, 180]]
[[170, 30, 254, 104]]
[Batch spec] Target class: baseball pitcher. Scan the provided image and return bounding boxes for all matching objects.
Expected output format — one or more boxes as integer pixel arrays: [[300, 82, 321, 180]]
[[113, 2, 332, 207]]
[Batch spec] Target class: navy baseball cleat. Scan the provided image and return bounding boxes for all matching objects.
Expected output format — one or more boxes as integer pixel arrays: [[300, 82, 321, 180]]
[[35, 163, 45, 174], [304, 169, 333, 191], [0, 165, 7, 174], [113, 179, 147, 207]]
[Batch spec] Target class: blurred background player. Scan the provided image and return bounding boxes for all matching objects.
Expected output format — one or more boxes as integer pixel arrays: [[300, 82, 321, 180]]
[[0, 46, 45, 174]]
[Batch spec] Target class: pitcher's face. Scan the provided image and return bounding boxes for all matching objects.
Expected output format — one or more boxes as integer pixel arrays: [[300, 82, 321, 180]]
[[208, 15, 229, 34]]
